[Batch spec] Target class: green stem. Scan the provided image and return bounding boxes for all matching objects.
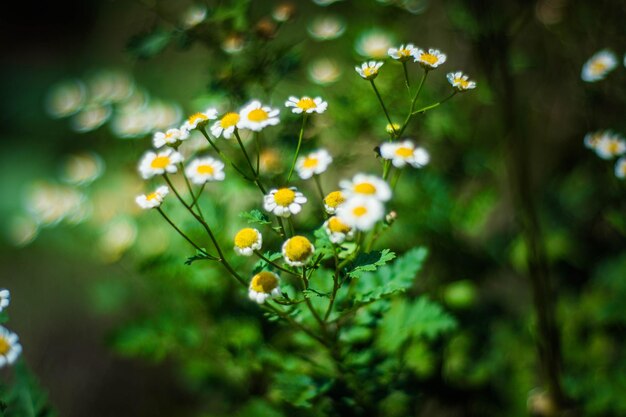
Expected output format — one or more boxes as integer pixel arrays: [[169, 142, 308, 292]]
[[234, 129, 267, 194], [191, 183, 206, 208], [402, 61, 411, 92], [391, 168, 403, 191], [313, 174, 325, 200], [179, 163, 204, 219], [156, 208, 213, 257], [287, 115, 308, 182], [263, 302, 328, 347], [397, 70, 429, 137], [369, 80, 397, 137], [301, 266, 326, 329], [198, 127, 252, 181], [411, 91, 457, 115], [254, 250, 299, 277], [324, 246, 341, 321]]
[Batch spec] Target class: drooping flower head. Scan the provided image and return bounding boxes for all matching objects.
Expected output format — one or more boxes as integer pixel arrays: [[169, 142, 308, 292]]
[[340, 173, 391, 202], [0, 326, 22, 369], [181, 108, 218, 131], [296, 149, 333, 180], [380, 140, 430, 168], [282, 236, 315, 267], [233, 228, 262, 256], [324, 216, 354, 244], [355, 61, 384, 80], [263, 187, 307, 218], [581, 49, 618, 82], [336, 196, 385, 231], [323, 190, 345, 215], [238, 100, 280, 132], [285, 96, 328, 114], [0, 289, 9, 313], [446, 71, 477, 92], [138, 148, 184, 179], [248, 271, 281, 304], [210, 112, 241, 139], [413, 48, 446, 69], [153, 128, 190, 149], [185, 157, 225, 184], [135, 185, 169, 210], [388, 43, 418, 62]]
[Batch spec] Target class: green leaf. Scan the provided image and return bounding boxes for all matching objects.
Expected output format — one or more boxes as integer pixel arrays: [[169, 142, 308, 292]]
[[376, 297, 457, 353], [252, 251, 282, 274], [126, 27, 173, 59], [313, 227, 334, 259], [184, 250, 218, 265], [348, 249, 396, 279], [272, 373, 318, 408], [239, 209, 272, 226]]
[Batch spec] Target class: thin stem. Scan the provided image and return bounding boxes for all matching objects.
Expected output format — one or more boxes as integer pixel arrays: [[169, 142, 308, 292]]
[[398, 70, 429, 137], [179, 163, 204, 219], [156, 208, 212, 256], [302, 266, 326, 329], [191, 183, 206, 208], [234, 129, 267, 194], [411, 91, 457, 115], [254, 250, 299, 277], [324, 246, 341, 321], [287, 115, 308, 182], [313, 175, 325, 201], [287, 217, 296, 237], [255, 132, 261, 174], [369, 80, 397, 136], [391, 168, 403, 191], [383, 160, 392, 181], [198, 127, 252, 181], [263, 302, 328, 347], [402, 61, 411, 92]]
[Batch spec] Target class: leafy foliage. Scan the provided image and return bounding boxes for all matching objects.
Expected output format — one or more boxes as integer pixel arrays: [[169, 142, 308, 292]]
[[239, 209, 272, 226]]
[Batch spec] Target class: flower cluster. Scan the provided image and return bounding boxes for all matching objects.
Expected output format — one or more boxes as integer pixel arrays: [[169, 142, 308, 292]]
[[0, 289, 22, 369], [584, 130, 626, 179]]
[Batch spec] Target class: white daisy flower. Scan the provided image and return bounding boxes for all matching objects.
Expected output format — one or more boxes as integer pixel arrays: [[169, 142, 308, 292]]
[[615, 157, 626, 179], [388, 43, 418, 62], [135, 185, 169, 210], [380, 140, 430, 168], [413, 48, 447, 69], [233, 228, 262, 256], [308, 58, 341, 85], [446, 71, 477, 91], [138, 148, 184, 179], [355, 61, 384, 80], [285, 96, 328, 114], [282, 236, 315, 267], [356, 30, 394, 59], [238, 100, 280, 132], [185, 157, 225, 184], [324, 216, 354, 244], [248, 271, 281, 304], [263, 187, 307, 218], [0, 326, 22, 369], [0, 289, 9, 313], [210, 112, 241, 139], [581, 49, 618, 82], [337, 196, 385, 231], [323, 190, 346, 215], [584, 130, 610, 150], [340, 173, 392, 202], [181, 108, 218, 131], [153, 128, 190, 149], [181, 4, 207, 29], [295, 149, 333, 180], [595, 134, 626, 160], [307, 15, 345, 41]]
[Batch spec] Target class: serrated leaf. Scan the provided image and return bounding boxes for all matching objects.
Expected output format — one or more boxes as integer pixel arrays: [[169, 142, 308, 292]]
[[313, 227, 334, 259], [272, 373, 325, 408], [239, 209, 272, 226], [184, 251, 218, 265], [348, 249, 396, 279]]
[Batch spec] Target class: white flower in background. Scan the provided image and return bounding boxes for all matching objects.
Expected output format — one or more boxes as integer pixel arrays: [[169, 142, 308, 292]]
[[181, 4, 207, 28], [380, 140, 430, 168], [46, 80, 86, 118], [615, 157, 626, 179], [0, 326, 22, 369], [285, 96, 328, 114], [0, 289, 9, 313], [336, 196, 385, 231], [233, 228, 263, 256], [296, 149, 333, 179], [25, 182, 88, 226], [70, 104, 111, 132], [248, 271, 281, 304], [185, 157, 225, 184], [308, 58, 341, 85], [181, 108, 218, 131], [323, 190, 346, 214], [263, 187, 307, 218], [584, 130, 610, 150], [61, 152, 104, 185], [324, 216, 354, 244], [153, 128, 189, 148], [307, 15, 346, 41], [356, 30, 394, 59], [210, 112, 241, 139], [138, 148, 184, 179], [446, 71, 477, 91], [355, 61, 383, 80], [595, 134, 626, 160], [282, 236, 315, 267], [581, 49, 618, 82], [388, 43, 418, 62], [413, 48, 447, 69], [239, 100, 280, 132], [340, 173, 392, 202], [135, 186, 169, 210]]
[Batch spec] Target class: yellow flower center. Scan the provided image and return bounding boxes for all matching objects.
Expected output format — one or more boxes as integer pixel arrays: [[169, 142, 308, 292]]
[[352, 206, 368, 217], [455, 77, 469, 88], [328, 217, 350, 234], [188, 112, 208, 125], [247, 108, 269, 122], [296, 97, 316, 111], [420, 53, 438, 65], [235, 228, 258, 248], [150, 156, 170, 169], [354, 182, 376, 194], [165, 131, 175, 139], [250, 271, 279, 293], [220, 112, 240, 128], [274, 188, 296, 206], [395, 147, 413, 158], [324, 191, 345, 208], [284, 236, 313, 261], [146, 192, 159, 201], [303, 157, 319, 168], [197, 164, 215, 175], [398, 48, 412, 58], [363, 67, 378, 77], [590, 61, 607, 74], [0, 336, 9, 355], [621, 164, 626, 175]]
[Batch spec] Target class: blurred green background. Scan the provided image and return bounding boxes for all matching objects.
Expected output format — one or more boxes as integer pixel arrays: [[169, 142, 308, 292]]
[[1, 1, 626, 416]]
